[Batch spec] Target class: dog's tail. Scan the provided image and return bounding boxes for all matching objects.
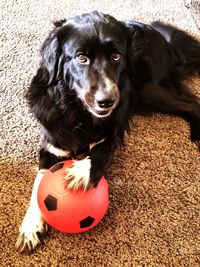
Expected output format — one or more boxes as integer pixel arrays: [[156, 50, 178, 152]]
[[151, 21, 200, 78]]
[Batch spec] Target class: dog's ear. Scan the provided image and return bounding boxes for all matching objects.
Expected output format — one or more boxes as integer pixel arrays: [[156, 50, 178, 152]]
[[40, 20, 67, 85], [40, 32, 59, 84]]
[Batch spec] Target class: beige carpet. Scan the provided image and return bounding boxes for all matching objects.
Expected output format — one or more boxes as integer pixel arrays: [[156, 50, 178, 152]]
[[185, 0, 200, 28], [1, 0, 200, 266]]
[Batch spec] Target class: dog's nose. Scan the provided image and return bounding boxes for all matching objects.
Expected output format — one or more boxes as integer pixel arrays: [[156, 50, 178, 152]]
[[97, 98, 115, 108]]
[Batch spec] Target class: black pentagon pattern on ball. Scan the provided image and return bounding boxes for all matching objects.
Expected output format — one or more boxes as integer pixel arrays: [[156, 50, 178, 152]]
[[80, 216, 95, 228], [50, 162, 64, 173], [44, 194, 57, 211]]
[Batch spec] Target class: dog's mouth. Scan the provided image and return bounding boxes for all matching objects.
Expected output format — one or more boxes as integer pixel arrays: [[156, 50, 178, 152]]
[[88, 107, 113, 118], [85, 97, 120, 118], [95, 109, 113, 117]]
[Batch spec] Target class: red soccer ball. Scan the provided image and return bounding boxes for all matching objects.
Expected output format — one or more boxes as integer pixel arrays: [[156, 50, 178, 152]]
[[37, 160, 109, 233]]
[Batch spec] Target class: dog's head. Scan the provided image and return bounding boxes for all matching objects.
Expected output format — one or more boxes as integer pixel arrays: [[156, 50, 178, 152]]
[[41, 11, 130, 118]]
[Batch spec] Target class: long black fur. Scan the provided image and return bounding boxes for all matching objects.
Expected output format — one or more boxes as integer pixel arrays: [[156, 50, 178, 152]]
[[26, 11, 200, 188]]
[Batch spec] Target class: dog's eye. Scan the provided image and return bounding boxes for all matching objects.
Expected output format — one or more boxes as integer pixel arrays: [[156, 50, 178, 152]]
[[112, 53, 121, 62], [76, 54, 89, 64]]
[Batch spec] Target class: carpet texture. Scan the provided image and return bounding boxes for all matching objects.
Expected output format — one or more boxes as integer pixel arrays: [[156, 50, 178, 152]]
[[185, 0, 200, 28], [1, 0, 200, 266]]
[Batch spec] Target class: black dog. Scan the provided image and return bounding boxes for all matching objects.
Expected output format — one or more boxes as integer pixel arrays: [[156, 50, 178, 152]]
[[16, 11, 200, 253]]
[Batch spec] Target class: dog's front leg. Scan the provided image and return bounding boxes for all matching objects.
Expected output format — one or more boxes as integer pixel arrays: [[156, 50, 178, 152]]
[[16, 169, 48, 253]]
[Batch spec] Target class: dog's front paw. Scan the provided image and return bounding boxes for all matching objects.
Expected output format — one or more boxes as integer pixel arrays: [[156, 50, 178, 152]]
[[16, 210, 48, 254], [64, 157, 92, 191]]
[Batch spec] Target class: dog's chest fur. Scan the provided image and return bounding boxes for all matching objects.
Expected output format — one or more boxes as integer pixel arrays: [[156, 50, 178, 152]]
[[42, 108, 116, 156]]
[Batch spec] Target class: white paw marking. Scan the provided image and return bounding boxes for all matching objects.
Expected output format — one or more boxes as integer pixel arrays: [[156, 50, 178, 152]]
[[16, 169, 48, 253], [64, 157, 91, 191], [16, 208, 47, 252]]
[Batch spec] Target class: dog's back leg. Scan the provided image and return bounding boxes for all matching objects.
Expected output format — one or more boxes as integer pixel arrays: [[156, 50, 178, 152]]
[[138, 82, 200, 146]]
